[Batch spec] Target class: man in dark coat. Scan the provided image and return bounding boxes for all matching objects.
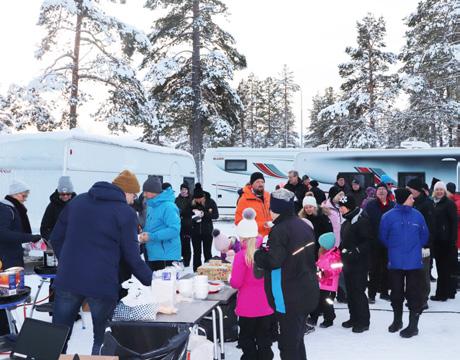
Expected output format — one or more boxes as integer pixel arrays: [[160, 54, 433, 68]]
[[347, 179, 366, 208], [40, 176, 76, 240], [175, 183, 193, 267], [284, 170, 307, 213], [338, 195, 372, 333], [335, 174, 351, 194], [309, 180, 326, 205], [51, 170, 152, 355], [254, 188, 319, 360], [190, 184, 219, 271], [0, 180, 41, 335], [364, 182, 395, 303], [380, 189, 429, 338], [431, 181, 458, 301], [407, 178, 435, 306]]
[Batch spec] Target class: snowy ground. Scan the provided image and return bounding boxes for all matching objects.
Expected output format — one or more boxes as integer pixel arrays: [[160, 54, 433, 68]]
[[3, 220, 460, 360]]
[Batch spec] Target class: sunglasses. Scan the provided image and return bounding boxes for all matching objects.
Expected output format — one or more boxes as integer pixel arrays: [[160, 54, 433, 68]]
[[59, 193, 72, 197]]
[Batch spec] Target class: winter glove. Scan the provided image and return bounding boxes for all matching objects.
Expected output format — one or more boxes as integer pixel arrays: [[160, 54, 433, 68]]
[[422, 248, 430, 258], [31, 235, 42, 243], [341, 247, 360, 261]]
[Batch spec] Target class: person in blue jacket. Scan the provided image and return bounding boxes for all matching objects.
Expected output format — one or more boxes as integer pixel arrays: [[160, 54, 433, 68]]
[[50, 170, 152, 355], [379, 188, 429, 339], [139, 177, 181, 271]]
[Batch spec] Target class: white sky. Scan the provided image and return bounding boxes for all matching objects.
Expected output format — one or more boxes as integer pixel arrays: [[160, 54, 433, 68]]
[[0, 0, 421, 136]]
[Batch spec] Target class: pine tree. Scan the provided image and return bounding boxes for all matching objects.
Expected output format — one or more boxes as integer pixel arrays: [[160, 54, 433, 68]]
[[0, 93, 13, 134], [143, 0, 246, 179], [259, 77, 283, 147], [320, 13, 398, 148], [278, 65, 300, 148], [305, 87, 337, 147], [400, 0, 460, 146], [35, 0, 152, 130]]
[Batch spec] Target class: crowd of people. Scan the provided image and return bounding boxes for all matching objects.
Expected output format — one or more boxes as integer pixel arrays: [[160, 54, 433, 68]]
[[0, 168, 459, 359]]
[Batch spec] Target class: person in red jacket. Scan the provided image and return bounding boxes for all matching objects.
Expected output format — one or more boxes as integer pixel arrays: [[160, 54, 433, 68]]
[[446, 182, 460, 249]]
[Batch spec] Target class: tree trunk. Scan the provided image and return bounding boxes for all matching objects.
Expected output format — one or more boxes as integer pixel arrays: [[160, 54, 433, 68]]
[[69, 0, 83, 129], [284, 79, 288, 148], [191, 0, 202, 181], [367, 42, 376, 130]]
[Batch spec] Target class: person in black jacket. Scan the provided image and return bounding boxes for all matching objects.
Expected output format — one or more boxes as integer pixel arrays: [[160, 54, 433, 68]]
[[364, 182, 395, 303], [0, 180, 41, 336], [175, 183, 193, 267], [335, 174, 351, 194], [40, 176, 76, 240], [338, 195, 372, 333], [431, 181, 458, 301], [309, 180, 326, 205], [190, 184, 219, 271], [298, 195, 333, 259], [347, 179, 366, 208], [407, 178, 435, 306], [254, 188, 319, 360], [284, 170, 307, 213]]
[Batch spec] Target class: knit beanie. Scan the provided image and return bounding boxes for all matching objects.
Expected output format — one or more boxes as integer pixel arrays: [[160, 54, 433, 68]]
[[406, 178, 423, 193], [328, 186, 341, 200], [338, 195, 356, 210], [395, 188, 411, 205], [318, 232, 336, 250], [143, 176, 162, 193], [236, 208, 259, 238], [270, 188, 295, 214], [193, 183, 205, 199], [250, 172, 265, 185], [57, 176, 74, 193], [310, 180, 319, 187], [212, 229, 231, 251], [366, 186, 376, 197], [446, 182, 456, 194], [433, 181, 447, 192], [302, 196, 317, 208], [112, 170, 140, 193], [180, 183, 190, 191], [376, 182, 388, 192], [8, 180, 30, 195]]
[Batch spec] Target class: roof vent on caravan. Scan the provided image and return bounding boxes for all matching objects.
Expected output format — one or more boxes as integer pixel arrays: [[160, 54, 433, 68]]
[[400, 138, 431, 149], [316, 144, 330, 150]]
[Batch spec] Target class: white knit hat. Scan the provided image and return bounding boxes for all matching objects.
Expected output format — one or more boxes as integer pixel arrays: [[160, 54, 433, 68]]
[[8, 180, 30, 195], [434, 181, 447, 192], [236, 208, 258, 238], [57, 176, 74, 193], [302, 196, 317, 208]]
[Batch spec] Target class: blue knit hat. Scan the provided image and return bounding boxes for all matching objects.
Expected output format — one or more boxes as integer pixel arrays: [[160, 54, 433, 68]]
[[318, 232, 335, 250]]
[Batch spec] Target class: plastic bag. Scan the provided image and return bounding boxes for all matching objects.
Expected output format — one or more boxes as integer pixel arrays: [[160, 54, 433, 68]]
[[187, 334, 214, 360]]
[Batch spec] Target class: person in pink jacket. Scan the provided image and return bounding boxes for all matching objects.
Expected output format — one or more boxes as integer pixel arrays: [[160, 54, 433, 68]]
[[230, 208, 274, 360], [321, 186, 344, 247], [308, 232, 343, 328]]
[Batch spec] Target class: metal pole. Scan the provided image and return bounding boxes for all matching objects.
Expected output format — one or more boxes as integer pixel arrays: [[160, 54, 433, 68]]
[[300, 88, 304, 148]]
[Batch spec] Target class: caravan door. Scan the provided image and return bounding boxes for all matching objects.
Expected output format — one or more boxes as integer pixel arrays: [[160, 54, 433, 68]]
[[214, 181, 239, 217]]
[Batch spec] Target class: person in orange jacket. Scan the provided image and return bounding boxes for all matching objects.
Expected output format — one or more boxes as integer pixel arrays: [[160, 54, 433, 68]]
[[235, 172, 272, 238]]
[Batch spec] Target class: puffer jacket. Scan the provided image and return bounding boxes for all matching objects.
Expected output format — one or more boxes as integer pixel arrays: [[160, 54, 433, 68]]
[[317, 247, 342, 292], [379, 205, 429, 270], [235, 185, 271, 237], [321, 199, 342, 247], [144, 187, 181, 261]]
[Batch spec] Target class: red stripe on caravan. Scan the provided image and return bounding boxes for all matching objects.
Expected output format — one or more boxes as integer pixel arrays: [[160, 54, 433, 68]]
[[254, 163, 284, 178], [355, 167, 381, 185]]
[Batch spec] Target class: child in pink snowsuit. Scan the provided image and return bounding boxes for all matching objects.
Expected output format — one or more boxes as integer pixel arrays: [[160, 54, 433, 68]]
[[230, 208, 274, 360], [309, 232, 343, 328]]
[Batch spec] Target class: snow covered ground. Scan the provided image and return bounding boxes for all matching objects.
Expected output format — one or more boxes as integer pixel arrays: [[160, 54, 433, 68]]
[[3, 220, 460, 359]]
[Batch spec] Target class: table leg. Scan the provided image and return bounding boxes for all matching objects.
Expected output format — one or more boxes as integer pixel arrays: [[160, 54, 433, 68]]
[[217, 305, 225, 359], [212, 309, 219, 360], [5, 309, 17, 335], [29, 278, 46, 318]]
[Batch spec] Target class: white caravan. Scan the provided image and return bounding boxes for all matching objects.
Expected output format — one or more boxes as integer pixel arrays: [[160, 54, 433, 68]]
[[204, 146, 460, 218], [203, 147, 303, 217], [0, 130, 196, 229]]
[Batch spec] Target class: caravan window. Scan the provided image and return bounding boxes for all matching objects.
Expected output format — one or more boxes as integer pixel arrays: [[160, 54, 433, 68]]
[[337, 172, 374, 188], [398, 172, 425, 188], [225, 160, 247, 172]]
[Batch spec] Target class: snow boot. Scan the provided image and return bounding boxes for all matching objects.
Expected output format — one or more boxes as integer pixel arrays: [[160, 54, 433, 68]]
[[388, 308, 403, 333], [400, 311, 420, 338]]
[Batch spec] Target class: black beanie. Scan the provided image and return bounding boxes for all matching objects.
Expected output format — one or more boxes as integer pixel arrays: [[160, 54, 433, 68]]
[[193, 183, 205, 198], [406, 178, 423, 192], [447, 182, 456, 194], [395, 188, 411, 205], [310, 180, 319, 187], [250, 172, 265, 185], [376, 182, 388, 191], [338, 195, 356, 210], [328, 186, 341, 200]]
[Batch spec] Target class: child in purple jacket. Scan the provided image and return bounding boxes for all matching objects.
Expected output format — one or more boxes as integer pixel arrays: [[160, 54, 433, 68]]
[[230, 208, 274, 360], [308, 232, 343, 328]]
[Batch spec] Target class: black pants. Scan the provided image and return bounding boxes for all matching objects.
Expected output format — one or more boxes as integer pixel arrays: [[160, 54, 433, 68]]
[[434, 244, 458, 298], [343, 261, 370, 327], [0, 310, 9, 336], [238, 315, 274, 360], [180, 229, 192, 267], [368, 244, 389, 297], [310, 290, 336, 323], [389, 268, 425, 313], [147, 260, 174, 271], [192, 233, 213, 271], [276, 311, 307, 360]]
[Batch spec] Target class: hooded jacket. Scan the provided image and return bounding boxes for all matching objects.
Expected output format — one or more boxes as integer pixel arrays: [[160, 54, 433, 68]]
[[317, 247, 342, 292], [235, 185, 271, 237], [321, 199, 342, 247], [379, 205, 429, 270], [40, 190, 76, 240], [50, 182, 152, 300], [254, 212, 319, 315], [144, 187, 181, 261]]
